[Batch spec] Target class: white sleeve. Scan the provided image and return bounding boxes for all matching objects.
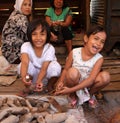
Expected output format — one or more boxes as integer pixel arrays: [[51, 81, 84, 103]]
[[43, 44, 56, 61], [21, 42, 30, 54]]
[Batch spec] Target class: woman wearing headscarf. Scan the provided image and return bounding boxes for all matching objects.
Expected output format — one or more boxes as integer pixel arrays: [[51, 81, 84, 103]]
[[1, 0, 32, 64]]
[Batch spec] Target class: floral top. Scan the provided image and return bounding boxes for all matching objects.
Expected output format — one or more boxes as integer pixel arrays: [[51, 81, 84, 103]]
[[72, 47, 103, 81], [72, 47, 103, 105], [1, 10, 29, 63]]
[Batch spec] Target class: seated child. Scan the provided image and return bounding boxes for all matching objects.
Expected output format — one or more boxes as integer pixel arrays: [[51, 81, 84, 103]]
[[55, 24, 110, 107], [17, 19, 61, 96]]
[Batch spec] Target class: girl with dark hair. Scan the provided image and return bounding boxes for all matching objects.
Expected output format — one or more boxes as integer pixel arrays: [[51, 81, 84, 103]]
[[17, 19, 61, 96], [55, 24, 110, 107], [45, 0, 73, 53]]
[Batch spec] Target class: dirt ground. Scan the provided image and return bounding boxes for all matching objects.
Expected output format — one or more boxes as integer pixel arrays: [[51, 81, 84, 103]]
[[83, 91, 120, 123]]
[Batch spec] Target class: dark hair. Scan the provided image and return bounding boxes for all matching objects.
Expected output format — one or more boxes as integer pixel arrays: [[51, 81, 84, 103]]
[[86, 24, 106, 38], [50, 0, 68, 9], [27, 19, 51, 45]]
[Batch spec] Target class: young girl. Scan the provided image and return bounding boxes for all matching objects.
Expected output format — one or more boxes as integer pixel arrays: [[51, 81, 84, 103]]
[[17, 19, 61, 96], [1, 0, 32, 64], [55, 24, 110, 107]]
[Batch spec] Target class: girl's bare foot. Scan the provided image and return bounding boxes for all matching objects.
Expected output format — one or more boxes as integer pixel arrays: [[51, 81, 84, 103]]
[[68, 93, 78, 107]]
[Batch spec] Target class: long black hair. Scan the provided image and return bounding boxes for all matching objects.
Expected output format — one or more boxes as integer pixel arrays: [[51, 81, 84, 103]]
[[27, 19, 51, 46], [86, 24, 106, 38]]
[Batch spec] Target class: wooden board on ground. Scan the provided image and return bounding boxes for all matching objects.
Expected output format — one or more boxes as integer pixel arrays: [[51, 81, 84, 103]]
[[0, 78, 25, 95], [102, 82, 120, 91]]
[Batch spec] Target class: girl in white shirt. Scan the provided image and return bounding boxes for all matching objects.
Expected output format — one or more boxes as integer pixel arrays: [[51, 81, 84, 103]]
[[17, 19, 61, 96]]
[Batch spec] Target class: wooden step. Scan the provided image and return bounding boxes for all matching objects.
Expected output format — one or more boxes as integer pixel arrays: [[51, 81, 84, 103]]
[[72, 32, 84, 47], [53, 32, 84, 55], [55, 45, 67, 55], [57, 55, 66, 67]]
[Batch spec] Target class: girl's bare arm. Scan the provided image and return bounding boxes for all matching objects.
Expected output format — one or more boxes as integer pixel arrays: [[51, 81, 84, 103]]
[[36, 61, 51, 84], [69, 57, 104, 93], [56, 51, 73, 89], [20, 53, 29, 78]]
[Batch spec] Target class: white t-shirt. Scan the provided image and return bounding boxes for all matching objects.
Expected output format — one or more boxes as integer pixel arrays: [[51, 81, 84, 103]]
[[21, 42, 57, 69]]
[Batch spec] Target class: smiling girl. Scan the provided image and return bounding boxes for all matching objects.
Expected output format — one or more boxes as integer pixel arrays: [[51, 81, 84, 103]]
[[55, 24, 110, 107], [17, 19, 61, 96]]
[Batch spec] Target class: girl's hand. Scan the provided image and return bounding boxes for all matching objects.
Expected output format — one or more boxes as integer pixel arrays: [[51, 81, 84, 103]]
[[56, 81, 64, 91], [22, 77, 32, 86], [35, 82, 43, 92], [55, 86, 71, 95]]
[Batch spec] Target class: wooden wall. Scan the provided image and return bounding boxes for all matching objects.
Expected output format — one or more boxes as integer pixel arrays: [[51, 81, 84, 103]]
[[105, 0, 120, 52], [90, 0, 105, 26]]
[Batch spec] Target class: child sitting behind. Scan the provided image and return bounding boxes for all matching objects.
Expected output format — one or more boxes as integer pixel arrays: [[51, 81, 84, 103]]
[[17, 19, 61, 96], [55, 24, 110, 107]]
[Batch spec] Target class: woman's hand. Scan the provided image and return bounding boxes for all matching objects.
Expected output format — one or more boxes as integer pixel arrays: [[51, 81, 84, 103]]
[[53, 21, 63, 26], [34, 82, 43, 92], [52, 21, 59, 26], [50, 32, 58, 42]]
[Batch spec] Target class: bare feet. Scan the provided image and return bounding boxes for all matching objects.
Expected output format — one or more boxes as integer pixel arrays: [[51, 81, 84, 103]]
[[68, 93, 78, 107]]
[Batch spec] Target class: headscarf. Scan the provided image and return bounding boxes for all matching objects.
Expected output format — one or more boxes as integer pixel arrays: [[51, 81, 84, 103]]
[[14, 0, 32, 13]]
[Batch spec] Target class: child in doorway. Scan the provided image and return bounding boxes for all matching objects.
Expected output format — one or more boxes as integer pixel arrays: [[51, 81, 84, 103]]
[[55, 24, 110, 107], [17, 19, 61, 96]]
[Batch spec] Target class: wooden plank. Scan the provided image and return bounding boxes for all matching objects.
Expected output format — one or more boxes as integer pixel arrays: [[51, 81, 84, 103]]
[[103, 68, 120, 82], [102, 67, 120, 74], [110, 74, 120, 82], [103, 60, 120, 66], [0, 79, 25, 94], [104, 56, 120, 60], [102, 82, 120, 91]]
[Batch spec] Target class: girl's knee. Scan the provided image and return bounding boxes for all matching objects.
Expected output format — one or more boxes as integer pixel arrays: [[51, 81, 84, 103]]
[[66, 67, 80, 83], [47, 61, 61, 78], [101, 71, 110, 85]]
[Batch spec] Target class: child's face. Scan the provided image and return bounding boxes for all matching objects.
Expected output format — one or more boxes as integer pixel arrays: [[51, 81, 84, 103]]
[[85, 31, 106, 54], [21, 0, 32, 15], [31, 25, 47, 48]]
